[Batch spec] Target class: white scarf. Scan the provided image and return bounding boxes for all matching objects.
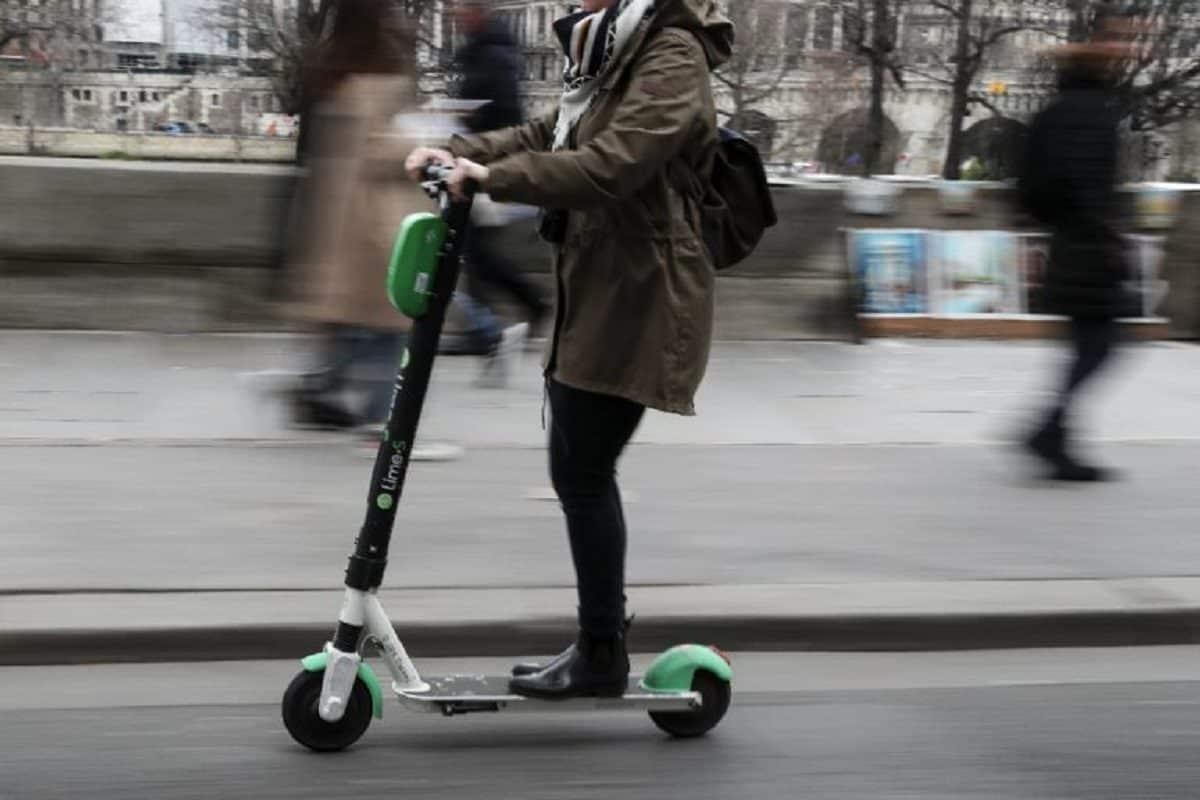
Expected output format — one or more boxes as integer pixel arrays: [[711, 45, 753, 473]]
[[552, 0, 657, 151]]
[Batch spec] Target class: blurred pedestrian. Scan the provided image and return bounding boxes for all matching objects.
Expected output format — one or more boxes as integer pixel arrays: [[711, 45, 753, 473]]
[[450, 0, 551, 388], [282, 0, 426, 433], [1018, 5, 1139, 481], [407, 0, 732, 699]]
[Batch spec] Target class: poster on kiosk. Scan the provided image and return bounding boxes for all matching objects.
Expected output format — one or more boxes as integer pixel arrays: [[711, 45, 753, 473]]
[[849, 230, 928, 314]]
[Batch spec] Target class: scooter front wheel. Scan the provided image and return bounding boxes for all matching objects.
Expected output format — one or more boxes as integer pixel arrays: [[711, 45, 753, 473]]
[[282, 669, 373, 752], [648, 670, 732, 738]]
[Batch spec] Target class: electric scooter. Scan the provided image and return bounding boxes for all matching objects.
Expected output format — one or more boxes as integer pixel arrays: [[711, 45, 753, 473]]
[[281, 165, 733, 752]]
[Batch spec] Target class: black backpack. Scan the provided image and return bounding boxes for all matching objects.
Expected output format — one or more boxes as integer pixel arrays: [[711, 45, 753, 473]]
[[676, 128, 778, 271]]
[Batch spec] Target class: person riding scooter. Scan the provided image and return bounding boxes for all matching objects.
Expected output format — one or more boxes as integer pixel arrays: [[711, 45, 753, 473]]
[[407, 0, 733, 700]]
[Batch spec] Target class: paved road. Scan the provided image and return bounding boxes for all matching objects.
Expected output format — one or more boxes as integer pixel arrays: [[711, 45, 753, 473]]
[[5, 649, 1200, 799]]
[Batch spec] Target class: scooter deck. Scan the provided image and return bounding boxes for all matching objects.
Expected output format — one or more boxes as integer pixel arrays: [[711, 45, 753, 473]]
[[394, 674, 702, 716]]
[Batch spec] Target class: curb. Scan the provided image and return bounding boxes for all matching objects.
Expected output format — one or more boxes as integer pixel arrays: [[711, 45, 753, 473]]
[[7, 609, 1200, 666]]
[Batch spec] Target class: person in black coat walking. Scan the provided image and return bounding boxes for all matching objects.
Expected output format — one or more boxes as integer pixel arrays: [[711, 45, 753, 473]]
[[450, 1, 551, 387], [1018, 9, 1137, 481], [454, 1, 525, 135]]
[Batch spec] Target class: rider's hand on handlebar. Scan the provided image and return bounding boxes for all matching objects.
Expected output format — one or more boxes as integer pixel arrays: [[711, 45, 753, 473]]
[[447, 158, 489, 201], [404, 146, 454, 181]]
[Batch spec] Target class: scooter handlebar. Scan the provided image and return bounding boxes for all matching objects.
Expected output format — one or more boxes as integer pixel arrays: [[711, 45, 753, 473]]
[[420, 161, 479, 201], [421, 163, 455, 183]]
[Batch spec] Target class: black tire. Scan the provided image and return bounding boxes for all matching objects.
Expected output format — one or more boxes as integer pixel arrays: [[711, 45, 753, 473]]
[[648, 670, 732, 738], [281, 669, 373, 752]]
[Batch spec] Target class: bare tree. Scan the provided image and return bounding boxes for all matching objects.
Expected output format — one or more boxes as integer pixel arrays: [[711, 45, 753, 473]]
[[769, 52, 863, 164], [841, 0, 907, 175], [905, 0, 1045, 178], [1030, 0, 1200, 132], [198, 0, 445, 115], [711, 0, 797, 154], [1111, 0, 1200, 132], [195, 0, 329, 115], [1011, 0, 1199, 178]]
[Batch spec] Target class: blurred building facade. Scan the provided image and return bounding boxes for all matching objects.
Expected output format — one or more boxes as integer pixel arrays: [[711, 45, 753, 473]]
[[1, 0, 284, 131], [457, 0, 1064, 175], [2, 0, 1197, 177], [477, 0, 1199, 179]]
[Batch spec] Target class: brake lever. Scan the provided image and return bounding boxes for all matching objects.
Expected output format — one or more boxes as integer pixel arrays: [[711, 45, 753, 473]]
[[420, 161, 455, 200]]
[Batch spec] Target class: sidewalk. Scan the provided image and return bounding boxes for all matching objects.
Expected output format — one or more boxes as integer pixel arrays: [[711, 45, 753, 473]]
[[2, 332, 1200, 664], [4, 331, 1200, 446]]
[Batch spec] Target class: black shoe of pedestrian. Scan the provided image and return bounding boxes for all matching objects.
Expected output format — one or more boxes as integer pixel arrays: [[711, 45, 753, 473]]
[[509, 632, 629, 700], [1026, 423, 1114, 483], [288, 392, 359, 431], [1050, 459, 1115, 482], [511, 616, 634, 677], [1025, 422, 1065, 466]]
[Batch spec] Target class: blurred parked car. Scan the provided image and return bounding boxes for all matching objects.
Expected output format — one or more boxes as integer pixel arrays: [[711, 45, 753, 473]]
[[155, 121, 206, 135]]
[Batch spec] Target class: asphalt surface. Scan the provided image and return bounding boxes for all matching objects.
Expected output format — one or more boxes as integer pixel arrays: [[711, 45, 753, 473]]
[[5, 649, 1200, 799]]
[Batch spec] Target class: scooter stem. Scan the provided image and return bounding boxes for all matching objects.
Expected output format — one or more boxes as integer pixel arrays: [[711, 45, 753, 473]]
[[331, 184, 474, 654]]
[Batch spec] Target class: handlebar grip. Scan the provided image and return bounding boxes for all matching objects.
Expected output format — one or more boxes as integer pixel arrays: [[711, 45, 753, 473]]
[[420, 162, 480, 200], [422, 163, 454, 183]]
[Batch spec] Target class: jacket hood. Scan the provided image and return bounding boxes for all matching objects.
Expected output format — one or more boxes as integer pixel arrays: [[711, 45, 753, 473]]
[[650, 0, 734, 70]]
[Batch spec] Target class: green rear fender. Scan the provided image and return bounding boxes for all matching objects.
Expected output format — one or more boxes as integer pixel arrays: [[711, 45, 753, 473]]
[[301, 652, 384, 720], [640, 644, 733, 693]]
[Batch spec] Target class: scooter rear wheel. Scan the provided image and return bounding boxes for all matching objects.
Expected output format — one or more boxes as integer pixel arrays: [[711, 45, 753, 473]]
[[648, 670, 732, 738], [282, 669, 373, 752]]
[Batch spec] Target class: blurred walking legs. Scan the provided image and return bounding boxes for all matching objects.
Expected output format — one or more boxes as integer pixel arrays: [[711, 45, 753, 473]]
[[465, 227, 550, 332], [1026, 318, 1120, 481], [291, 324, 403, 430]]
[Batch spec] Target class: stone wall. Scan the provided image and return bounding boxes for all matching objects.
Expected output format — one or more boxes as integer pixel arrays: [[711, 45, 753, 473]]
[[1163, 190, 1200, 339], [0, 157, 295, 268], [1, 157, 1197, 339], [0, 126, 295, 161]]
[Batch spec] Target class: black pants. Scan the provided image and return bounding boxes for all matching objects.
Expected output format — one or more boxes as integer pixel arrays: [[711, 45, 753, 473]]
[[466, 227, 549, 325], [548, 379, 646, 637], [1043, 317, 1119, 432]]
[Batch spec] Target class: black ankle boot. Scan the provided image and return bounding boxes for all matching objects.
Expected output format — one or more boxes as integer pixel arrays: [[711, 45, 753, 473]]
[[288, 390, 359, 430], [1027, 422, 1114, 482], [511, 616, 634, 677], [1026, 420, 1065, 466], [509, 631, 629, 700], [1050, 456, 1114, 482], [510, 643, 575, 678]]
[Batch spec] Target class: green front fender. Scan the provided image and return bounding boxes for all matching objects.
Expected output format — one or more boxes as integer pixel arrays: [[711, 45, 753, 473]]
[[640, 644, 733, 693], [301, 652, 384, 720]]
